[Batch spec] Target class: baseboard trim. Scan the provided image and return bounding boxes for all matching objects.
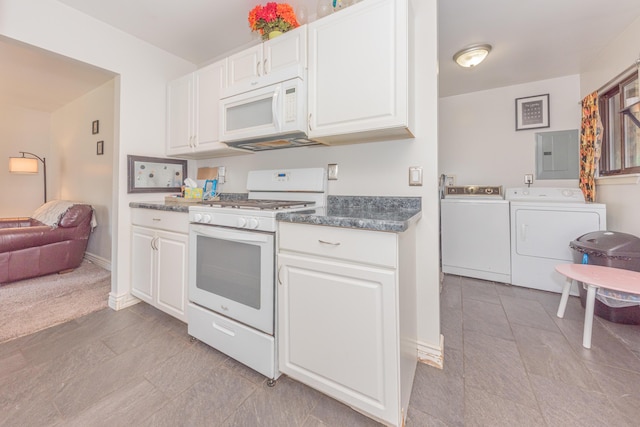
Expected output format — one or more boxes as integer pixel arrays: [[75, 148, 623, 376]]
[[84, 252, 111, 271], [108, 292, 140, 311], [417, 334, 444, 369]]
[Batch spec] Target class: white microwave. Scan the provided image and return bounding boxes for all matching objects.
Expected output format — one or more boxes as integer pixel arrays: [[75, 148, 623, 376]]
[[219, 79, 321, 151]]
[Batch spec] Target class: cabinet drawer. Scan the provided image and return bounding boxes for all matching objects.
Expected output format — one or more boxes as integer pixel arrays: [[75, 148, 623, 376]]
[[278, 222, 397, 268], [131, 209, 188, 233], [187, 303, 276, 379]]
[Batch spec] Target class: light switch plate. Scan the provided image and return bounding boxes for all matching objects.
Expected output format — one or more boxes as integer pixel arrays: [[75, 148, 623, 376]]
[[328, 163, 338, 180], [409, 166, 423, 186]]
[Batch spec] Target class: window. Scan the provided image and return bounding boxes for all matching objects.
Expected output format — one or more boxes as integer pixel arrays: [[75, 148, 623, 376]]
[[599, 73, 640, 175]]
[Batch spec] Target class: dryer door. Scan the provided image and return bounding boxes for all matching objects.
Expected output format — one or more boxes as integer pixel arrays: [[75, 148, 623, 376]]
[[513, 208, 603, 261]]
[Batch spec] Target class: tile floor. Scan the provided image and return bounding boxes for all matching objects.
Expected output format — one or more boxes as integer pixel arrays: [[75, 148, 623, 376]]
[[1, 274, 639, 426]]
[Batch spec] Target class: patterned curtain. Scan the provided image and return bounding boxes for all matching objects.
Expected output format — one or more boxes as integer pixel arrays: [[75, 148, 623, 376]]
[[579, 91, 603, 202]]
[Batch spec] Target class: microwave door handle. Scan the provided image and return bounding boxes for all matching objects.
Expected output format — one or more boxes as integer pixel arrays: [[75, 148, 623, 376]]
[[272, 90, 280, 132]]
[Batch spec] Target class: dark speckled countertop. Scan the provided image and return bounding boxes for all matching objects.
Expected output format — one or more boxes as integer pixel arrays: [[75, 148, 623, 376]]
[[130, 195, 421, 233], [129, 201, 190, 213], [276, 196, 421, 232]]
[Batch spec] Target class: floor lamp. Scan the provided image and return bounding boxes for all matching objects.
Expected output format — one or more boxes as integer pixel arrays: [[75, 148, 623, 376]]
[[9, 151, 47, 204]]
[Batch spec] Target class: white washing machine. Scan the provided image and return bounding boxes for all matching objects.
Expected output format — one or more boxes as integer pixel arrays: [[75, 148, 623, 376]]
[[507, 187, 607, 294], [441, 186, 511, 284]]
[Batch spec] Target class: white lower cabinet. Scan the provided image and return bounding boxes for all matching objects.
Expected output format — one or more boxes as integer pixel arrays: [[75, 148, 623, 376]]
[[131, 210, 188, 322], [277, 222, 417, 426]]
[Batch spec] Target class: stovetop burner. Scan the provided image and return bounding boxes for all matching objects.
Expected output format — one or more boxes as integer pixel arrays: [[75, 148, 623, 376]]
[[201, 199, 316, 210]]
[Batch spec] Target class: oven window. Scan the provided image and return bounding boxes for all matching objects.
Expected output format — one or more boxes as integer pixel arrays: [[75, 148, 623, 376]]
[[196, 235, 261, 309]]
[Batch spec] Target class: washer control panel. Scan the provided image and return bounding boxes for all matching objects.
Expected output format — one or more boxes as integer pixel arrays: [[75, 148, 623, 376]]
[[445, 185, 504, 198]]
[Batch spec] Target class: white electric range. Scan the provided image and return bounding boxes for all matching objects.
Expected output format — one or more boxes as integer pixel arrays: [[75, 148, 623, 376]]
[[187, 168, 326, 382]]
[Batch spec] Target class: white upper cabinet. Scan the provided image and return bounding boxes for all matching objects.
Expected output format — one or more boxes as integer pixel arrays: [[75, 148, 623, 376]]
[[224, 25, 307, 98], [167, 59, 250, 159], [308, 0, 412, 143], [166, 73, 193, 154]]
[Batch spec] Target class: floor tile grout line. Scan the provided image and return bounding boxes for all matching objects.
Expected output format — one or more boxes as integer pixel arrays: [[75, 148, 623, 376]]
[[492, 279, 551, 426]]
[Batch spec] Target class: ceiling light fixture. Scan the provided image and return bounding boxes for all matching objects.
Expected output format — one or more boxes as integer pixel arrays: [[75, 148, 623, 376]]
[[453, 44, 492, 68]]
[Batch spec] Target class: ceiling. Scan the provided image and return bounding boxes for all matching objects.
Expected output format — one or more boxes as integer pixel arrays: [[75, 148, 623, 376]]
[[0, 37, 115, 112], [3, 0, 640, 112]]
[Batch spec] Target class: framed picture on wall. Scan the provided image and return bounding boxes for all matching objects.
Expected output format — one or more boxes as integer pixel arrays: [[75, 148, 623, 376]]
[[127, 155, 187, 193], [96, 140, 104, 155], [92, 120, 99, 134], [515, 94, 550, 131]]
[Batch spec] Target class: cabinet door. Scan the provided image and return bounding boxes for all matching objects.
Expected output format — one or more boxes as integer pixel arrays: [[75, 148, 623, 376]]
[[195, 59, 226, 150], [308, 0, 408, 138], [130, 226, 155, 304], [226, 45, 262, 93], [166, 73, 194, 155], [263, 25, 306, 83], [156, 230, 188, 322], [278, 252, 399, 423]]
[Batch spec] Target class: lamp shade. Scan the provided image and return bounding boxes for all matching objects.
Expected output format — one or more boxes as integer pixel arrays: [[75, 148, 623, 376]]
[[9, 157, 38, 173], [453, 44, 492, 68]]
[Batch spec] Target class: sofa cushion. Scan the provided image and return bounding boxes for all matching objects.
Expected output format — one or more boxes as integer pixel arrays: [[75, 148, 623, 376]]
[[59, 205, 92, 228], [0, 226, 71, 253]]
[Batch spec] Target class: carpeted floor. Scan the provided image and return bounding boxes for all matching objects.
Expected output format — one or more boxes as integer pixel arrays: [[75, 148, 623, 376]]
[[0, 260, 111, 343]]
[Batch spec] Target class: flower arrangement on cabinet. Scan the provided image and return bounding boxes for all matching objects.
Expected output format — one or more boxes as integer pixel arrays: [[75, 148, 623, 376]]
[[248, 2, 300, 40]]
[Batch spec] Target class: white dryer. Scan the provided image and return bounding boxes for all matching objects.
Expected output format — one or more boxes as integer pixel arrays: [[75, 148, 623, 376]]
[[506, 187, 606, 294], [441, 186, 511, 284]]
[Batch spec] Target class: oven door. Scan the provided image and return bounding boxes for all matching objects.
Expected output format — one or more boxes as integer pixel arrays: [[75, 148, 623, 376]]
[[189, 223, 275, 335]]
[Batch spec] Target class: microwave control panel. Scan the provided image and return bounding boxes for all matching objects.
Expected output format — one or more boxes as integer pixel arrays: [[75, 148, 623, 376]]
[[285, 87, 296, 122]]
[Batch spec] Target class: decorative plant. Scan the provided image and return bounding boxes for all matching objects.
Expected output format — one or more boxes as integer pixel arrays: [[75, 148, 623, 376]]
[[248, 2, 300, 40]]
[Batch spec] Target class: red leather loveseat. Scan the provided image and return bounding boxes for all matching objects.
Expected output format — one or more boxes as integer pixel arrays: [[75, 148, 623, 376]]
[[0, 203, 94, 284]]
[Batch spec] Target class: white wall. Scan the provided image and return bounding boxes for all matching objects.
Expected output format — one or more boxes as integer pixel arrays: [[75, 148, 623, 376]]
[[439, 74, 581, 189], [0, 0, 195, 306], [0, 105, 51, 216], [581, 15, 640, 236], [51, 80, 115, 264]]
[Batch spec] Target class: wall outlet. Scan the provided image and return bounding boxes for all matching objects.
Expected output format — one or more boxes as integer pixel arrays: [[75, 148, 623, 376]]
[[524, 174, 533, 185], [218, 166, 226, 184], [328, 163, 338, 180]]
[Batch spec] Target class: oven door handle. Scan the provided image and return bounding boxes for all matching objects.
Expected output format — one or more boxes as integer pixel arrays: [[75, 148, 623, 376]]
[[192, 227, 270, 243]]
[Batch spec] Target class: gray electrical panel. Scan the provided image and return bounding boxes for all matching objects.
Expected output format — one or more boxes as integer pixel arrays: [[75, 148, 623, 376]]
[[535, 129, 579, 180]]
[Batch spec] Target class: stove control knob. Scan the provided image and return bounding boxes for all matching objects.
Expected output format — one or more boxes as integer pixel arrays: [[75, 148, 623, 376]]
[[193, 213, 203, 223], [237, 217, 247, 228], [202, 214, 212, 223], [248, 218, 259, 229]]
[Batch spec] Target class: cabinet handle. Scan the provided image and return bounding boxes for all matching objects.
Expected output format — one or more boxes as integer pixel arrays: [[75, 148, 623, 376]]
[[318, 239, 341, 246], [263, 58, 268, 74], [277, 265, 283, 285], [256, 60, 261, 76], [308, 113, 313, 131], [150, 237, 157, 251]]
